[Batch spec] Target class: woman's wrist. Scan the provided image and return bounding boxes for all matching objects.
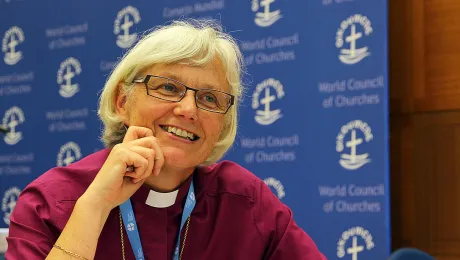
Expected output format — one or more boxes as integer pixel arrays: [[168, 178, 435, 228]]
[[47, 192, 111, 260], [77, 192, 113, 225]]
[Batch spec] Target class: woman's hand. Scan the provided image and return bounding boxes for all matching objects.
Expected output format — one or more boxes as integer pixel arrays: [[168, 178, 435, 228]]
[[82, 126, 164, 211]]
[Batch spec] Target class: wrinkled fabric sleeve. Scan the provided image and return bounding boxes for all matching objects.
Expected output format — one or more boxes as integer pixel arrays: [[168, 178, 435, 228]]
[[254, 180, 327, 260], [5, 181, 58, 260]]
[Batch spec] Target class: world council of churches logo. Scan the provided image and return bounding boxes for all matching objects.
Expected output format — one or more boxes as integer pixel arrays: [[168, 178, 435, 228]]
[[57, 57, 82, 98], [57, 141, 82, 167], [2, 106, 25, 145], [2, 26, 25, 65], [263, 177, 285, 199], [337, 226, 375, 260], [114, 6, 141, 49], [336, 14, 373, 65], [336, 120, 373, 170], [252, 78, 285, 126], [2, 186, 22, 225], [251, 0, 282, 27]]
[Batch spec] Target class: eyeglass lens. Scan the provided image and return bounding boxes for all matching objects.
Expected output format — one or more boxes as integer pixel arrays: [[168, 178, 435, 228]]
[[146, 77, 232, 113]]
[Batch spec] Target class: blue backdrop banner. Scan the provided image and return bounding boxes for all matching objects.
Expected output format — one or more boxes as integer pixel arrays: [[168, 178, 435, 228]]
[[0, 0, 389, 259]]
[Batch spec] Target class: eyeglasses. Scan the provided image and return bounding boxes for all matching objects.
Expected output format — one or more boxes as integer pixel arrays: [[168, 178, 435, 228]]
[[132, 75, 235, 114]]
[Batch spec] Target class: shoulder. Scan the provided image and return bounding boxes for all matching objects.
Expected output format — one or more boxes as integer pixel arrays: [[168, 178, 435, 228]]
[[8, 149, 111, 234], [24, 148, 111, 201], [196, 160, 267, 200]]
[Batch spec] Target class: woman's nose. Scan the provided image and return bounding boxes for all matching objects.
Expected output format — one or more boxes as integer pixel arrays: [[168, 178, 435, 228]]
[[173, 90, 198, 120]]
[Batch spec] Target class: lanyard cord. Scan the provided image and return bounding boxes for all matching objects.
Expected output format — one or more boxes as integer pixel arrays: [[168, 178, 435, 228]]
[[118, 180, 195, 260], [119, 209, 192, 260]]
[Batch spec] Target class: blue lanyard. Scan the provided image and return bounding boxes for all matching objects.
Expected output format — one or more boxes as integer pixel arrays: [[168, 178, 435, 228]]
[[119, 180, 196, 260]]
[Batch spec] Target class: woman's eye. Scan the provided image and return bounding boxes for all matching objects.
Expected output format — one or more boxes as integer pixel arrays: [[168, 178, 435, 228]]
[[163, 84, 175, 91], [204, 95, 216, 103]]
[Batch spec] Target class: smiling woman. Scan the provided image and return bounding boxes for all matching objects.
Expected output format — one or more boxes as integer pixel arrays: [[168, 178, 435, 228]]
[[5, 19, 326, 260]]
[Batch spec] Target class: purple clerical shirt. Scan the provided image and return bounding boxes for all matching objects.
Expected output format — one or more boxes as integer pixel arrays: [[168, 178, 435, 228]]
[[6, 149, 327, 259]]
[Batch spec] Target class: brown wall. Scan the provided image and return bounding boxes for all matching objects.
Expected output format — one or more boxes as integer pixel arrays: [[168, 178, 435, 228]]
[[389, 0, 460, 259]]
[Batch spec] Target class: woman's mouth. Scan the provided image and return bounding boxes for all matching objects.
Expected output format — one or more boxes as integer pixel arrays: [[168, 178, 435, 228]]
[[160, 125, 200, 141]]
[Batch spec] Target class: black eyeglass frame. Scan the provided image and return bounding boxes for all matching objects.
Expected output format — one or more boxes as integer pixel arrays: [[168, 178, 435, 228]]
[[132, 75, 235, 114]]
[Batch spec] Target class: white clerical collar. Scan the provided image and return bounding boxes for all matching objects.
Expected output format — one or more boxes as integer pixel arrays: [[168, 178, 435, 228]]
[[145, 189, 179, 208]]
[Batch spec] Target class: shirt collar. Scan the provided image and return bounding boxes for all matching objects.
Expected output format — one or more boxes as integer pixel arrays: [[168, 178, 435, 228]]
[[130, 173, 194, 210]]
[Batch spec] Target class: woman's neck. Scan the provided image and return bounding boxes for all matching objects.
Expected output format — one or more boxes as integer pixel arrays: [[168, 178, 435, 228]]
[[143, 165, 195, 193]]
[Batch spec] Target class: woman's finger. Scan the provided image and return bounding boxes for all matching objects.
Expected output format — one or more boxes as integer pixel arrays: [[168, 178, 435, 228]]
[[117, 148, 149, 179], [123, 126, 154, 143], [129, 137, 164, 176], [126, 146, 155, 180]]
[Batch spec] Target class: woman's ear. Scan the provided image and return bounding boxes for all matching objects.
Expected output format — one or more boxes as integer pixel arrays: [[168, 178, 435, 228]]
[[115, 83, 129, 123]]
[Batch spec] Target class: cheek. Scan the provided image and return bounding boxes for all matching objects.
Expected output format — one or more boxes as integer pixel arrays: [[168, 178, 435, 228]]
[[128, 98, 170, 124], [202, 115, 225, 142]]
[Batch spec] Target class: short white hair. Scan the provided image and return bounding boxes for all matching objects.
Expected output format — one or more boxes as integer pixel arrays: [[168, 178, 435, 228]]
[[97, 19, 245, 165]]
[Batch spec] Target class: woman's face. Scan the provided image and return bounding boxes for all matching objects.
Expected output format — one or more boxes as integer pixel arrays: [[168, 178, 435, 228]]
[[116, 57, 229, 170]]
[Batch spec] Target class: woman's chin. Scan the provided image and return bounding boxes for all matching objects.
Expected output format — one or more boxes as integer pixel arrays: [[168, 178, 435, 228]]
[[162, 147, 203, 168]]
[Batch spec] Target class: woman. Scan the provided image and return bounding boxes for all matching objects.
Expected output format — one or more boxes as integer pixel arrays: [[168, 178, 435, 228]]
[[6, 20, 326, 260]]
